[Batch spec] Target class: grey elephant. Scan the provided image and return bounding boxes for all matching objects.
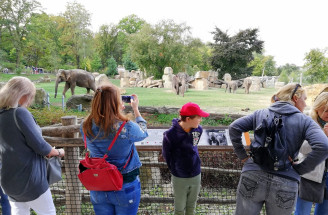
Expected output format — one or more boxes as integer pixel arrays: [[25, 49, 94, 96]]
[[172, 72, 189, 97], [243, 77, 252, 94], [54, 69, 96, 98], [225, 80, 242, 93]]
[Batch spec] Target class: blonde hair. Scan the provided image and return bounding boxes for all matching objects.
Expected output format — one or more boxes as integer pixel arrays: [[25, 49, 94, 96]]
[[310, 92, 328, 124], [271, 83, 305, 105], [0, 77, 36, 108]]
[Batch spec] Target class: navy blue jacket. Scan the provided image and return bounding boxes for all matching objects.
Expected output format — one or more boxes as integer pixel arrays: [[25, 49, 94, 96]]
[[229, 101, 328, 181], [162, 118, 203, 178]]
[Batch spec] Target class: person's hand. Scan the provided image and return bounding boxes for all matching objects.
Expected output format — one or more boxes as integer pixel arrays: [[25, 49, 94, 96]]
[[130, 94, 139, 110], [47, 147, 65, 158], [130, 94, 141, 118], [324, 123, 328, 136]]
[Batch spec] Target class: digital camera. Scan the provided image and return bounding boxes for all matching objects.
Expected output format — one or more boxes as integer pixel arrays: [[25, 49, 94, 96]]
[[121, 95, 133, 103]]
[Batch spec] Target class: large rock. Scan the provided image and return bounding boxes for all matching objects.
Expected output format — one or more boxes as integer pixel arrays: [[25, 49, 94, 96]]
[[120, 77, 130, 88], [66, 94, 93, 111], [223, 73, 232, 82], [249, 77, 261, 92], [95, 74, 111, 88], [32, 88, 47, 108], [194, 78, 208, 90], [195, 71, 210, 79], [164, 67, 173, 75]]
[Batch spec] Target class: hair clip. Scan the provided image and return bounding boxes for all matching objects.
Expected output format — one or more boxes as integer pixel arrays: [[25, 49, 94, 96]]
[[97, 89, 102, 93], [274, 95, 279, 102]]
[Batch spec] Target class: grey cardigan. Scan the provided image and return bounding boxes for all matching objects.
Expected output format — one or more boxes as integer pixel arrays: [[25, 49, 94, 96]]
[[0, 107, 52, 202], [229, 102, 328, 181]]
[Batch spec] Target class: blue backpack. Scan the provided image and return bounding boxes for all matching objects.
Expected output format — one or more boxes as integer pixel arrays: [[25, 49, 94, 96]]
[[250, 111, 294, 171]]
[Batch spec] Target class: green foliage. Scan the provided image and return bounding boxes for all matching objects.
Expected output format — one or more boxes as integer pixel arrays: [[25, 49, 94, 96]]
[[277, 63, 301, 76], [90, 54, 102, 72], [118, 14, 146, 35], [129, 20, 194, 78], [210, 28, 264, 79], [249, 53, 277, 76], [303, 49, 328, 83], [29, 106, 86, 127], [123, 54, 138, 71], [95, 24, 122, 67], [278, 70, 289, 84], [107, 57, 118, 76]]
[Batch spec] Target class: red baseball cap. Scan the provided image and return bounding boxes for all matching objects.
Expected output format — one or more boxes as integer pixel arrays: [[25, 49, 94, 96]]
[[180, 102, 209, 117]]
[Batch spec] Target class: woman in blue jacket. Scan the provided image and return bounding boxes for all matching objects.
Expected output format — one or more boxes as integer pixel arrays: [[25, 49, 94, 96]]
[[229, 83, 328, 215], [80, 84, 148, 215]]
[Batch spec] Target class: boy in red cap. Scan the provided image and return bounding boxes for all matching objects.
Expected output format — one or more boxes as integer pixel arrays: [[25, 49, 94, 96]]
[[162, 102, 209, 215]]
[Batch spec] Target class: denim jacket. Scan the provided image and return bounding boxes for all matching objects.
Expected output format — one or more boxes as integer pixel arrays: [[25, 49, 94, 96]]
[[80, 116, 148, 174]]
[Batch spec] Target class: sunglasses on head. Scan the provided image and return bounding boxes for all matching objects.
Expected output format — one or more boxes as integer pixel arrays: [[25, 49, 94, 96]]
[[291, 84, 301, 99]]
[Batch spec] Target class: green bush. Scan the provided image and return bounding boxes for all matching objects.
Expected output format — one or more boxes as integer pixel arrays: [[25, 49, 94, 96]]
[[29, 106, 87, 127]]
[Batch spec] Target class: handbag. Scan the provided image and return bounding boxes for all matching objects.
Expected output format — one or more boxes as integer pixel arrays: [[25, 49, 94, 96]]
[[13, 108, 62, 185], [45, 156, 63, 185], [299, 176, 326, 203], [78, 121, 132, 191]]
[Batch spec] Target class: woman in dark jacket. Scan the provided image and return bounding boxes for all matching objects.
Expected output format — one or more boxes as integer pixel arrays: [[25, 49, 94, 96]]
[[0, 77, 64, 215], [229, 83, 328, 215]]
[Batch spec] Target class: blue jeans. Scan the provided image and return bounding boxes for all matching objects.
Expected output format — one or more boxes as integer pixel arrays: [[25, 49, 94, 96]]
[[294, 172, 328, 215], [0, 186, 11, 215], [90, 176, 141, 215], [235, 170, 298, 215]]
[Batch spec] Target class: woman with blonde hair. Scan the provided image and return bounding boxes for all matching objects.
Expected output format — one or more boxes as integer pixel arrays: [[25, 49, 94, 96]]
[[294, 91, 328, 215], [229, 83, 328, 215], [0, 76, 64, 214], [80, 84, 148, 215]]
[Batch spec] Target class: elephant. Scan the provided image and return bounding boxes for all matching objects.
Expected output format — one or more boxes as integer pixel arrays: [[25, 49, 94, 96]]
[[243, 77, 252, 94], [225, 81, 238, 93], [172, 72, 189, 97], [54, 69, 96, 98]]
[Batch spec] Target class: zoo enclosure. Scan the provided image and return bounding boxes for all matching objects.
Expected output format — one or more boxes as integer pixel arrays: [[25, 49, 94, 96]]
[[41, 115, 256, 215]]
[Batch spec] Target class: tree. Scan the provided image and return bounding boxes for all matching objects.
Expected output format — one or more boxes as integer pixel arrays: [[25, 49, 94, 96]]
[[129, 20, 191, 78], [123, 54, 138, 71], [117, 14, 145, 35], [0, 0, 41, 68], [249, 53, 277, 76], [90, 54, 102, 72], [61, 2, 92, 68], [277, 63, 300, 76], [210, 28, 264, 79], [107, 57, 117, 77], [95, 24, 122, 68], [23, 13, 62, 70], [303, 49, 328, 83]]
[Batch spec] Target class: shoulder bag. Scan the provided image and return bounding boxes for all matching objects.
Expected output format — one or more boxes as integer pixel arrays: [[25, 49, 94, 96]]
[[78, 121, 132, 191], [13, 108, 62, 185]]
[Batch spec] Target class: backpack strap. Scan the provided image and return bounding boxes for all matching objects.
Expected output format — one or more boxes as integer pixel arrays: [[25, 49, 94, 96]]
[[83, 121, 127, 151], [83, 121, 132, 169]]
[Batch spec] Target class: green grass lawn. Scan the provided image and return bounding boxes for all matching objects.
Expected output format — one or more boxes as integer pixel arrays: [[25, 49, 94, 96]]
[[0, 73, 276, 115]]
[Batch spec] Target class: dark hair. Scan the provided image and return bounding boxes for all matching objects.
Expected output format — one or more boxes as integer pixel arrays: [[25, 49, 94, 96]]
[[83, 84, 129, 137], [180, 115, 197, 122]]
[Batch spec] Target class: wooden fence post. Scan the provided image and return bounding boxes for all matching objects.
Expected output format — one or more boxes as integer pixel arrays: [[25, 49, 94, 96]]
[[61, 116, 82, 214]]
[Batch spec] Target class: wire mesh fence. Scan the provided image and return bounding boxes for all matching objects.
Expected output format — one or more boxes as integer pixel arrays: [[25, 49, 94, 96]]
[[43, 145, 262, 215]]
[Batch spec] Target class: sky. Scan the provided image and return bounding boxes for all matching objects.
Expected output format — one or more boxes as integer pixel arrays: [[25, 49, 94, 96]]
[[38, 0, 328, 67]]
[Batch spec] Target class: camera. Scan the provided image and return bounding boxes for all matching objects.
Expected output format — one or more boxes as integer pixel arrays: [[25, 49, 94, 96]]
[[121, 95, 133, 103]]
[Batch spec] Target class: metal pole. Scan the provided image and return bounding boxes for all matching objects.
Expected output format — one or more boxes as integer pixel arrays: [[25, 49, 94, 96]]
[[47, 93, 50, 110], [62, 95, 65, 111]]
